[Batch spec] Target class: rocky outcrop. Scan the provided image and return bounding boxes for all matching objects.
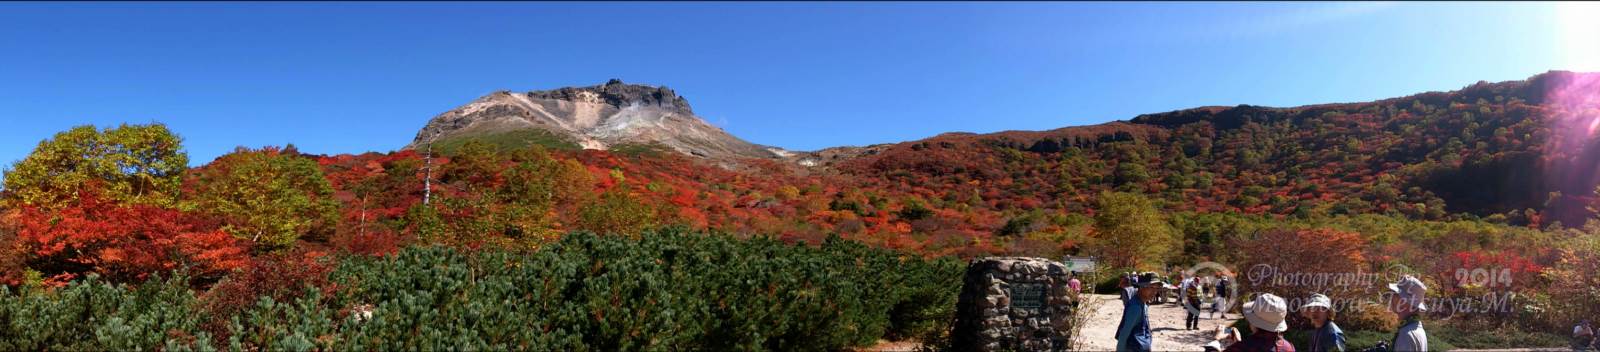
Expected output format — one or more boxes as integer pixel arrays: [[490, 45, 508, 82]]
[[951, 257, 1078, 352], [527, 79, 694, 115], [407, 79, 779, 161]]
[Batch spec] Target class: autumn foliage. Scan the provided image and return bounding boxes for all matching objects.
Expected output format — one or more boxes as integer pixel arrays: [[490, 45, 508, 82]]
[[1234, 228, 1369, 329], [10, 185, 246, 284], [186, 146, 339, 251], [2, 71, 1600, 349], [1, 124, 188, 210]]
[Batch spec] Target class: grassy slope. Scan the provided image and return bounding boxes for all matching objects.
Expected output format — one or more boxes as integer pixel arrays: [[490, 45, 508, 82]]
[[430, 129, 582, 154]]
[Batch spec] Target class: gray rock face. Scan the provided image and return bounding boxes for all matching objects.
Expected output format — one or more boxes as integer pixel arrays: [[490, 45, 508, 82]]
[[952, 257, 1078, 352], [527, 79, 694, 115], [406, 79, 780, 161]]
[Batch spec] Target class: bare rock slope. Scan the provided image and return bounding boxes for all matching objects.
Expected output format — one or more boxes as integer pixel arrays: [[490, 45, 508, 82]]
[[407, 79, 780, 160]]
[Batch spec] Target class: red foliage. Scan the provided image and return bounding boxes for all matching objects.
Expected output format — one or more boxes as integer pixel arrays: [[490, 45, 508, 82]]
[[316, 152, 424, 255], [199, 250, 337, 342], [10, 186, 247, 283], [1433, 250, 1543, 295], [0, 214, 23, 286], [201, 250, 335, 307], [337, 227, 404, 256]]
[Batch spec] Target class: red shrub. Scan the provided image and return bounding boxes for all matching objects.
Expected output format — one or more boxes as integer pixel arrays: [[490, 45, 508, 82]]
[[10, 187, 247, 283], [336, 227, 405, 256], [1433, 250, 1543, 296], [199, 250, 337, 341]]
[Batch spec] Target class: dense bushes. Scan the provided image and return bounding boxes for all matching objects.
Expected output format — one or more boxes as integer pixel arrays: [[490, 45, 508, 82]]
[[0, 274, 206, 351], [1540, 227, 1600, 330], [0, 229, 962, 351]]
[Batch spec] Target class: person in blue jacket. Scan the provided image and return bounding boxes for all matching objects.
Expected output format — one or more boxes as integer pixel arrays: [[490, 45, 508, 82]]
[[1117, 272, 1164, 352], [1300, 293, 1345, 352]]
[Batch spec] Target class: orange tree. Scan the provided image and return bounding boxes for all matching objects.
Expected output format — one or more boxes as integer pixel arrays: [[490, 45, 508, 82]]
[[10, 184, 246, 284]]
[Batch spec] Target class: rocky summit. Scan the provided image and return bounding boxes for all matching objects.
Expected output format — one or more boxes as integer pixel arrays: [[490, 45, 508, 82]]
[[407, 79, 781, 161]]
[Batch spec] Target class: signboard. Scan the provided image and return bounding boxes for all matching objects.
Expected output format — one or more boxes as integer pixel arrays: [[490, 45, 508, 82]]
[[1063, 256, 1096, 273], [1009, 283, 1046, 309]]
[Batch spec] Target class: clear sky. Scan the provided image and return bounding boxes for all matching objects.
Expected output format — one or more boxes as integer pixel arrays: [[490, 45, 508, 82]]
[[2, 2, 1597, 167]]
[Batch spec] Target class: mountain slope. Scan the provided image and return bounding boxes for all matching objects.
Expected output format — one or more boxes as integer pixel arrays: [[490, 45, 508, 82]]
[[304, 70, 1600, 260], [830, 70, 1600, 226], [396, 71, 1600, 230], [407, 79, 780, 161]]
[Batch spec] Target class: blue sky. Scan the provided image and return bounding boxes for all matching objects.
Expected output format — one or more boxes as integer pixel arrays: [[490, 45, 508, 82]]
[[1, 2, 1595, 167]]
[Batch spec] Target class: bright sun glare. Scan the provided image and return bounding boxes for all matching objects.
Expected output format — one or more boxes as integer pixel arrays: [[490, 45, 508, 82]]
[[1556, 2, 1600, 72]]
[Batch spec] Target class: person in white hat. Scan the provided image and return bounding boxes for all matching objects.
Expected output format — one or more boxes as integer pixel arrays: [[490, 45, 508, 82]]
[[1386, 275, 1429, 352], [1205, 293, 1295, 352], [1300, 293, 1345, 352]]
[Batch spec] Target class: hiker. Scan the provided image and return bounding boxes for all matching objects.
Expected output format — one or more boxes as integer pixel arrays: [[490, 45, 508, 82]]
[[1182, 275, 1203, 330], [1213, 273, 1231, 319], [1301, 294, 1346, 352], [1386, 275, 1429, 352], [1067, 272, 1082, 294], [1576, 320, 1594, 351], [1203, 293, 1295, 352], [1115, 272, 1162, 352]]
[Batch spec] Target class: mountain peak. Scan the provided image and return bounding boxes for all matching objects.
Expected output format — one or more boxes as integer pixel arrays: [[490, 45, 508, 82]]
[[406, 80, 776, 161]]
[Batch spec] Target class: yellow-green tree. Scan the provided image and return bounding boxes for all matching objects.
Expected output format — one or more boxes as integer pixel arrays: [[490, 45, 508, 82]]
[[1089, 191, 1179, 270], [2, 124, 189, 209], [439, 140, 504, 191], [499, 149, 594, 243], [577, 172, 655, 236], [186, 146, 338, 251]]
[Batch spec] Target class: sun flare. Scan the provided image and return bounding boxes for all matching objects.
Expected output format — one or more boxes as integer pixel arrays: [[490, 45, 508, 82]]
[[1556, 2, 1600, 72]]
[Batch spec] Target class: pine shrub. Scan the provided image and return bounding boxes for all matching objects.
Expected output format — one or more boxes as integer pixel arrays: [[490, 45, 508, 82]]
[[2, 229, 963, 351]]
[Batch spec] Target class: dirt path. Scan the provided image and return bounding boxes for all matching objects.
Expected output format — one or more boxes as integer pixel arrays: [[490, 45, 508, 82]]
[[1076, 294, 1236, 351]]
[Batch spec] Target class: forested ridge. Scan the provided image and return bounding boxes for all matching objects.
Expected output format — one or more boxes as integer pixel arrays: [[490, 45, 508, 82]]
[[841, 70, 1600, 227]]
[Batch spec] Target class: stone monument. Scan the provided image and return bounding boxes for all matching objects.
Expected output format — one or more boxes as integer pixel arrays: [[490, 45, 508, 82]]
[[950, 257, 1078, 351]]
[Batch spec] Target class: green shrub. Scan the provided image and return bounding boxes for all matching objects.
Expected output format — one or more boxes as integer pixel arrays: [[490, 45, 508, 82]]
[[0, 274, 207, 351], [1431, 321, 1566, 349], [1092, 268, 1133, 294], [1, 229, 962, 351]]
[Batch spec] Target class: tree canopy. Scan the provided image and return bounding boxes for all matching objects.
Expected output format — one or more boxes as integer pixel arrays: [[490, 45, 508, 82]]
[[185, 146, 338, 251], [2, 124, 188, 209]]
